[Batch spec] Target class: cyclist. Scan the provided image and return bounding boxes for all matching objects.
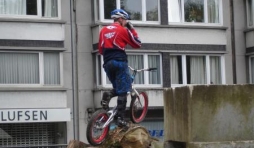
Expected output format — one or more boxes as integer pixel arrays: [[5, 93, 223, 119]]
[[98, 9, 141, 127]]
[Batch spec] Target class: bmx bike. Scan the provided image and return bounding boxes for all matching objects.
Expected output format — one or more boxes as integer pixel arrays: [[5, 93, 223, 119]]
[[86, 66, 157, 146]]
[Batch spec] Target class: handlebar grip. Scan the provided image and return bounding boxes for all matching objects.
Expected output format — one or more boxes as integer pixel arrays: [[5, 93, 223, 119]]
[[148, 68, 157, 71]]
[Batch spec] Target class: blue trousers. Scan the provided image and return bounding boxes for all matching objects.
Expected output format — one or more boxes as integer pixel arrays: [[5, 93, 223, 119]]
[[103, 60, 131, 96]]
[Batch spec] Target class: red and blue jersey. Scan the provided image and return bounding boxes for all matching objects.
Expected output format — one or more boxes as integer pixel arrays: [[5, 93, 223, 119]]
[[98, 23, 141, 64]]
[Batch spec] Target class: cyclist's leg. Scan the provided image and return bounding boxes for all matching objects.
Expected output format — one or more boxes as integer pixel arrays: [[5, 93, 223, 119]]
[[101, 90, 116, 110], [101, 60, 117, 109], [116, 95, 127, 127], [114, 61, 131, 127], [114, 60, 131, 95]]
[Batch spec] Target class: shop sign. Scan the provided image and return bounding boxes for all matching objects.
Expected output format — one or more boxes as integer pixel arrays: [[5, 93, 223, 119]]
[[0, 109, 70, 123], [148, 130, 164, 137]]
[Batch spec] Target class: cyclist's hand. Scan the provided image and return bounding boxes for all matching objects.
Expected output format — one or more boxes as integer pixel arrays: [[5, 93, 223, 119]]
[[126, 21, 134, 30]]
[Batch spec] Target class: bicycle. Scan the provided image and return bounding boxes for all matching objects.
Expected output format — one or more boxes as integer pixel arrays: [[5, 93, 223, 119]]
[[86, 66, 157, 146]]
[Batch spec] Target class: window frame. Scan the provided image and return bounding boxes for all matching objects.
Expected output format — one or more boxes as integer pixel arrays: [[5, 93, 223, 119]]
[[94, 0, 161, 24], [249, 55, 254, 83], [247, 0, 254, 28], [0, 0, 61, 19], [168, 0, 223, 26], [96, 53, 163, 88], [170, 54, 225, 87], [0, 51, 63, 87]]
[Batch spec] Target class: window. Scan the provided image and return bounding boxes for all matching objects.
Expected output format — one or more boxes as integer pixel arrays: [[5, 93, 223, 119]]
[[94, 0, 160, 23], [250, 56, 254, 83], [247, 0, 254, 27], [0, 0, 59, 18], [168, 0, 221, 24], [0, 52, 61, 86], [170, 55, 225, 86], [96, 53, 162, 87], [0, 123, 66, 147]]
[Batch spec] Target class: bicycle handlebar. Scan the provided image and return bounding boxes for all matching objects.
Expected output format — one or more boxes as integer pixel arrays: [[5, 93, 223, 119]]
[[128, 66, 157, 72]]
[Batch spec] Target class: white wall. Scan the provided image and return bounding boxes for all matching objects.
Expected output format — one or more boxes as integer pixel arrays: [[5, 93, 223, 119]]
[[0, 91, 67, 108], [93, 90, 164, 108], [136, 27, 227, 45], [0, 22, 64, 41], [246, 31, 254, 48]]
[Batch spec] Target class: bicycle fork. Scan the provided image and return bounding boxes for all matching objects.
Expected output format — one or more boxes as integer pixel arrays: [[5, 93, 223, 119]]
[[131, 89, 143, 107], [100, 107, 118, 129]]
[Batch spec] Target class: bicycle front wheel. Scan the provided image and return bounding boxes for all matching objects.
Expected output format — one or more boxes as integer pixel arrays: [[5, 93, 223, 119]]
[[130, 92, 149, 123], [86, 109, 110, 146]]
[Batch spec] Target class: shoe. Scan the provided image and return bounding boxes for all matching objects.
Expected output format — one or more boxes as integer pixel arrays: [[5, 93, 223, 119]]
[[116, 117, 128, 128], [101, 100, 109, 110], [101, 91, 115, 110]]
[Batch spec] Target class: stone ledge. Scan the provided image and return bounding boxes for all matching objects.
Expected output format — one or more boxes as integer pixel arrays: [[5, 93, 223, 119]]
[[188, 141, 254, 148]]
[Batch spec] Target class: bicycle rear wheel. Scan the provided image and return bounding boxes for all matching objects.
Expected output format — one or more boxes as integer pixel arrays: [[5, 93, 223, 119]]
[[130, 92, 148, 123], [86, 109, 110, 146]]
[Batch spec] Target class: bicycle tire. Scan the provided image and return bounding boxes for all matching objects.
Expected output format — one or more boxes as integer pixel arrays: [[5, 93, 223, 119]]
[[86, 109, 110, 146], [130, 91, 149, 123]]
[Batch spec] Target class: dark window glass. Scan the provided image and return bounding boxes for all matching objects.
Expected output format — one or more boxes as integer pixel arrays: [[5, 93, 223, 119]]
[[104, 0, 116, 19], [184, 0, 204, 22], [177, 56, 183, 84], [248, 0, 253, 26], [98, 55, 102, 85], [27, 0, 37, 15]]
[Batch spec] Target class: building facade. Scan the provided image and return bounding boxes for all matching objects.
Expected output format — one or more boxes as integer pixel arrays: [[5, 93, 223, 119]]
[[0, 0, 252, 147]]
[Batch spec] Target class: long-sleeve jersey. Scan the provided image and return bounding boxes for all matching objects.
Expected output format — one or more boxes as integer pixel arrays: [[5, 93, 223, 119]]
[[98, 22, 141, 64]]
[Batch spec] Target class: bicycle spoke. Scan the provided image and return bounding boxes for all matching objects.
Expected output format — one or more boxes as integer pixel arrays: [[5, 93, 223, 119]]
[[86, 109, 110, 146]]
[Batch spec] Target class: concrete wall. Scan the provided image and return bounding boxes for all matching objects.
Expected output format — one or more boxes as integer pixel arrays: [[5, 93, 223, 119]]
[[74, 0, 94, 143], [246, 31, 254, 48], [233, 0, 247, 84], [223, 0, 247, 84], [164, 85, 254, 148], [49, 0, 95, 142], [135, 27, 227, 45]]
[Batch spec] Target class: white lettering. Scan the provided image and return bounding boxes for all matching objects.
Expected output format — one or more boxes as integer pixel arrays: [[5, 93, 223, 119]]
[[104, 32, 116, 39]]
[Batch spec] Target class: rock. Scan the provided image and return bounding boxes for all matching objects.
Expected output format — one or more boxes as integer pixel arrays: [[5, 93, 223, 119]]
[[100, 123, 163, 148], [67, 123, 164, 148], [120, 126, 151, 148], [67, 140, 92, 148]]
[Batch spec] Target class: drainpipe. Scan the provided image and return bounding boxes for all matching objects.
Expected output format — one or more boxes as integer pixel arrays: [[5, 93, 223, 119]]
[[230, 0, 237, 84], [70, 0, 79, 140]]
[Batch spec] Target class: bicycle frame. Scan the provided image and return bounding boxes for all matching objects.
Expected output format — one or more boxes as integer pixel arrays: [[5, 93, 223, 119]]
[[99, 66, 156, 129], [101, 106, 117, 129], [87, 66, 156, 146], [100, 91, 139, 129]]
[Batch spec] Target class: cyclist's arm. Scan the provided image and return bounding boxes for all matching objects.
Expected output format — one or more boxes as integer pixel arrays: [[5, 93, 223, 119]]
[[120, 28, 141, 48]]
